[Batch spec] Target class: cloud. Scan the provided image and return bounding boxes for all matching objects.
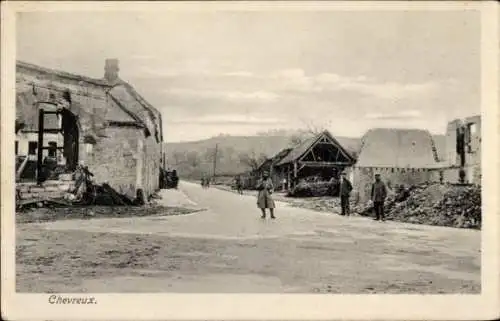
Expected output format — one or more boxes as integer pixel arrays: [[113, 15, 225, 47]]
[[129, 54, 155, 61], [163, 88, 279, 102], [137, 66, 180, 77], [364, 109, 422, 120], [224, 71, 255, 77], [340, 81, 439, 99], [168, 114, 287, 126], [266, 69, 439, 99]]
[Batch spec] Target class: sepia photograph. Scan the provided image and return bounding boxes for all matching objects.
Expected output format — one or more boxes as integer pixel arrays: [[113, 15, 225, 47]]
[[1, 1, 499, 320]]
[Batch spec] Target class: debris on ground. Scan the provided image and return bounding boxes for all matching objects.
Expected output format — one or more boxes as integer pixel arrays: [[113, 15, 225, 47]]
[[16, 205, 200, 224], [150, 192, 162, 200], [16, 165, 152, 211], [288, 179, 339, 197], [354, 183, 481, 229]]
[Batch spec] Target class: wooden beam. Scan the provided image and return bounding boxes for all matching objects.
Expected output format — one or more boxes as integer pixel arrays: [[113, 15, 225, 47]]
[[311, 149, 317, 161], [287, 166, 291, 190], [36, 109, 44, 184], [42, 128, 63, 134], [43, 111, 60, 115], [299, 161, 353, 167]]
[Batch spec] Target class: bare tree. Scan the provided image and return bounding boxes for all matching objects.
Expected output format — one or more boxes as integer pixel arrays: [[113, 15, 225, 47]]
[[288, 119, 332, 147], [238, 151, 268, 171], [302, 118, 332, 135]]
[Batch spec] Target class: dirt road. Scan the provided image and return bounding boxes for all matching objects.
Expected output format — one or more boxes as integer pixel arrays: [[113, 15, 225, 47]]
[[16, 181, 480, 293]]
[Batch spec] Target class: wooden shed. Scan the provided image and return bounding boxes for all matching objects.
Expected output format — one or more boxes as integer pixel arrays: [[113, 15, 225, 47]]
[[272, 130, 356, 190]]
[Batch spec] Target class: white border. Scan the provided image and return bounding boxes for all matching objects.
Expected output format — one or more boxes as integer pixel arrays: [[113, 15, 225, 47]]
[[1, 1, 499, 320]]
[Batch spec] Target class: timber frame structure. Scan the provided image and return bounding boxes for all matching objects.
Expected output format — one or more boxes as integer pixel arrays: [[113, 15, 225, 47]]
[[273, 130, 356, 190], [35, 101, 80, 184]]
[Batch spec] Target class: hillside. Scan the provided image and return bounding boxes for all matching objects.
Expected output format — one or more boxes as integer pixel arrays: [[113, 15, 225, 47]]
[[164, 133, 447, 179], [165, 134, 359, 178]]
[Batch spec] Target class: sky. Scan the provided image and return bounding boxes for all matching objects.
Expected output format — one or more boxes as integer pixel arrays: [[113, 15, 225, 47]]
[[16, 9, 480, 142]]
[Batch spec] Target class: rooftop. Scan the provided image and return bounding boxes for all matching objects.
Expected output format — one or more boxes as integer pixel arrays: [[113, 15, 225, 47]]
[[356, 128, 440, 168]]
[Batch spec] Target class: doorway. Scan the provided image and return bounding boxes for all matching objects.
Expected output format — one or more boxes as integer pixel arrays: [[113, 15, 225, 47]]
[[60, 108, 80, 172]]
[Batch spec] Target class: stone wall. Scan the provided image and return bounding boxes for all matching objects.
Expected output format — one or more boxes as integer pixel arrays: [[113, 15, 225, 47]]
[[17, 63, 164, 199], [354, 164, 481, 205], [142, 134, 162, 198], [445, 116, 481, 168], [16, 67, 111, 140], [85, 126, 140, 199], [428, 165, 481, 185], [353, 166, 433, 204], [464, 115, 481, 167], [445, 119, 461, 166]]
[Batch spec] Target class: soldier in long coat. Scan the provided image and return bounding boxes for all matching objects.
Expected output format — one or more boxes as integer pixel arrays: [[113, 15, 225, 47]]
[[371, 173, 388, 221], [235, 175, 243, 194], [339, 172, 353, 216], [256, 171, 276, 219]]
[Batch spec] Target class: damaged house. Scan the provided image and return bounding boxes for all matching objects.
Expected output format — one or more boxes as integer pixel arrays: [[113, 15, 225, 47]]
[[15, 59, 165, 202], [441, 115, 481, 184], [352, 128, 441, 204]]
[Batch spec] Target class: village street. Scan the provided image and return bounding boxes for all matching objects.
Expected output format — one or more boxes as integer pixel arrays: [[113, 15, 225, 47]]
[[16, 181, 480, 293]]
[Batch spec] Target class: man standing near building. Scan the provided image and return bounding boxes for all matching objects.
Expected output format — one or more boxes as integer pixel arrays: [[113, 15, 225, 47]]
[[339, 172, 353, 216], [235, 175, 243, 194], [371, 173, 388, 221]]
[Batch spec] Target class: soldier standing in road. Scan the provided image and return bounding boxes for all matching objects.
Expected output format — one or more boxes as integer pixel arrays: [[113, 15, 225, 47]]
[[339, 172, 353, 216], [371, 173, 388, 221], [256, 171, 276, 219], [171, 170, 179, 189], [235, 175, 243, 195]]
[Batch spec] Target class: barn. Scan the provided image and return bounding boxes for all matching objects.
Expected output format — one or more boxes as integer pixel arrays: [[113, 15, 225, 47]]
[[272, 130, 357, 190]]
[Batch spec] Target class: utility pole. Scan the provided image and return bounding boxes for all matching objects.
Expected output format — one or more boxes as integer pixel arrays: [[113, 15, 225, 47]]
[[212, 143, 218, 182]]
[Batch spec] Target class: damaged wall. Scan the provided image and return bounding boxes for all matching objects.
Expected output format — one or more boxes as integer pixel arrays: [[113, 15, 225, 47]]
[[83, 126, 141, 199], [142, 134, 162, 198], [443, 115, 481, 185], [353, 166, 433, 204], [16, 60, 164, 200], [16, 132, 63, 158]]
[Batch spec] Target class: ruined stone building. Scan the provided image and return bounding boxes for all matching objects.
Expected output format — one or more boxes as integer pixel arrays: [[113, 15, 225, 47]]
[[351, 117, 482, 204], [15, 59, 165, 200], [352, 128, 441, 204], [443, 115, 481, 184]]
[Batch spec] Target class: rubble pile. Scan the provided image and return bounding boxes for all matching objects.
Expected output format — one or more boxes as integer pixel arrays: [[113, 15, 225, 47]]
[[16, 165, 148, 211], [289, 181, 338, 197], [356, 183, 481, 229]]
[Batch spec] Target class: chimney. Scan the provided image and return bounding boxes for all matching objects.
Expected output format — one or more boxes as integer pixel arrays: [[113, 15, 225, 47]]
[[104, 58, 120, 83]]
